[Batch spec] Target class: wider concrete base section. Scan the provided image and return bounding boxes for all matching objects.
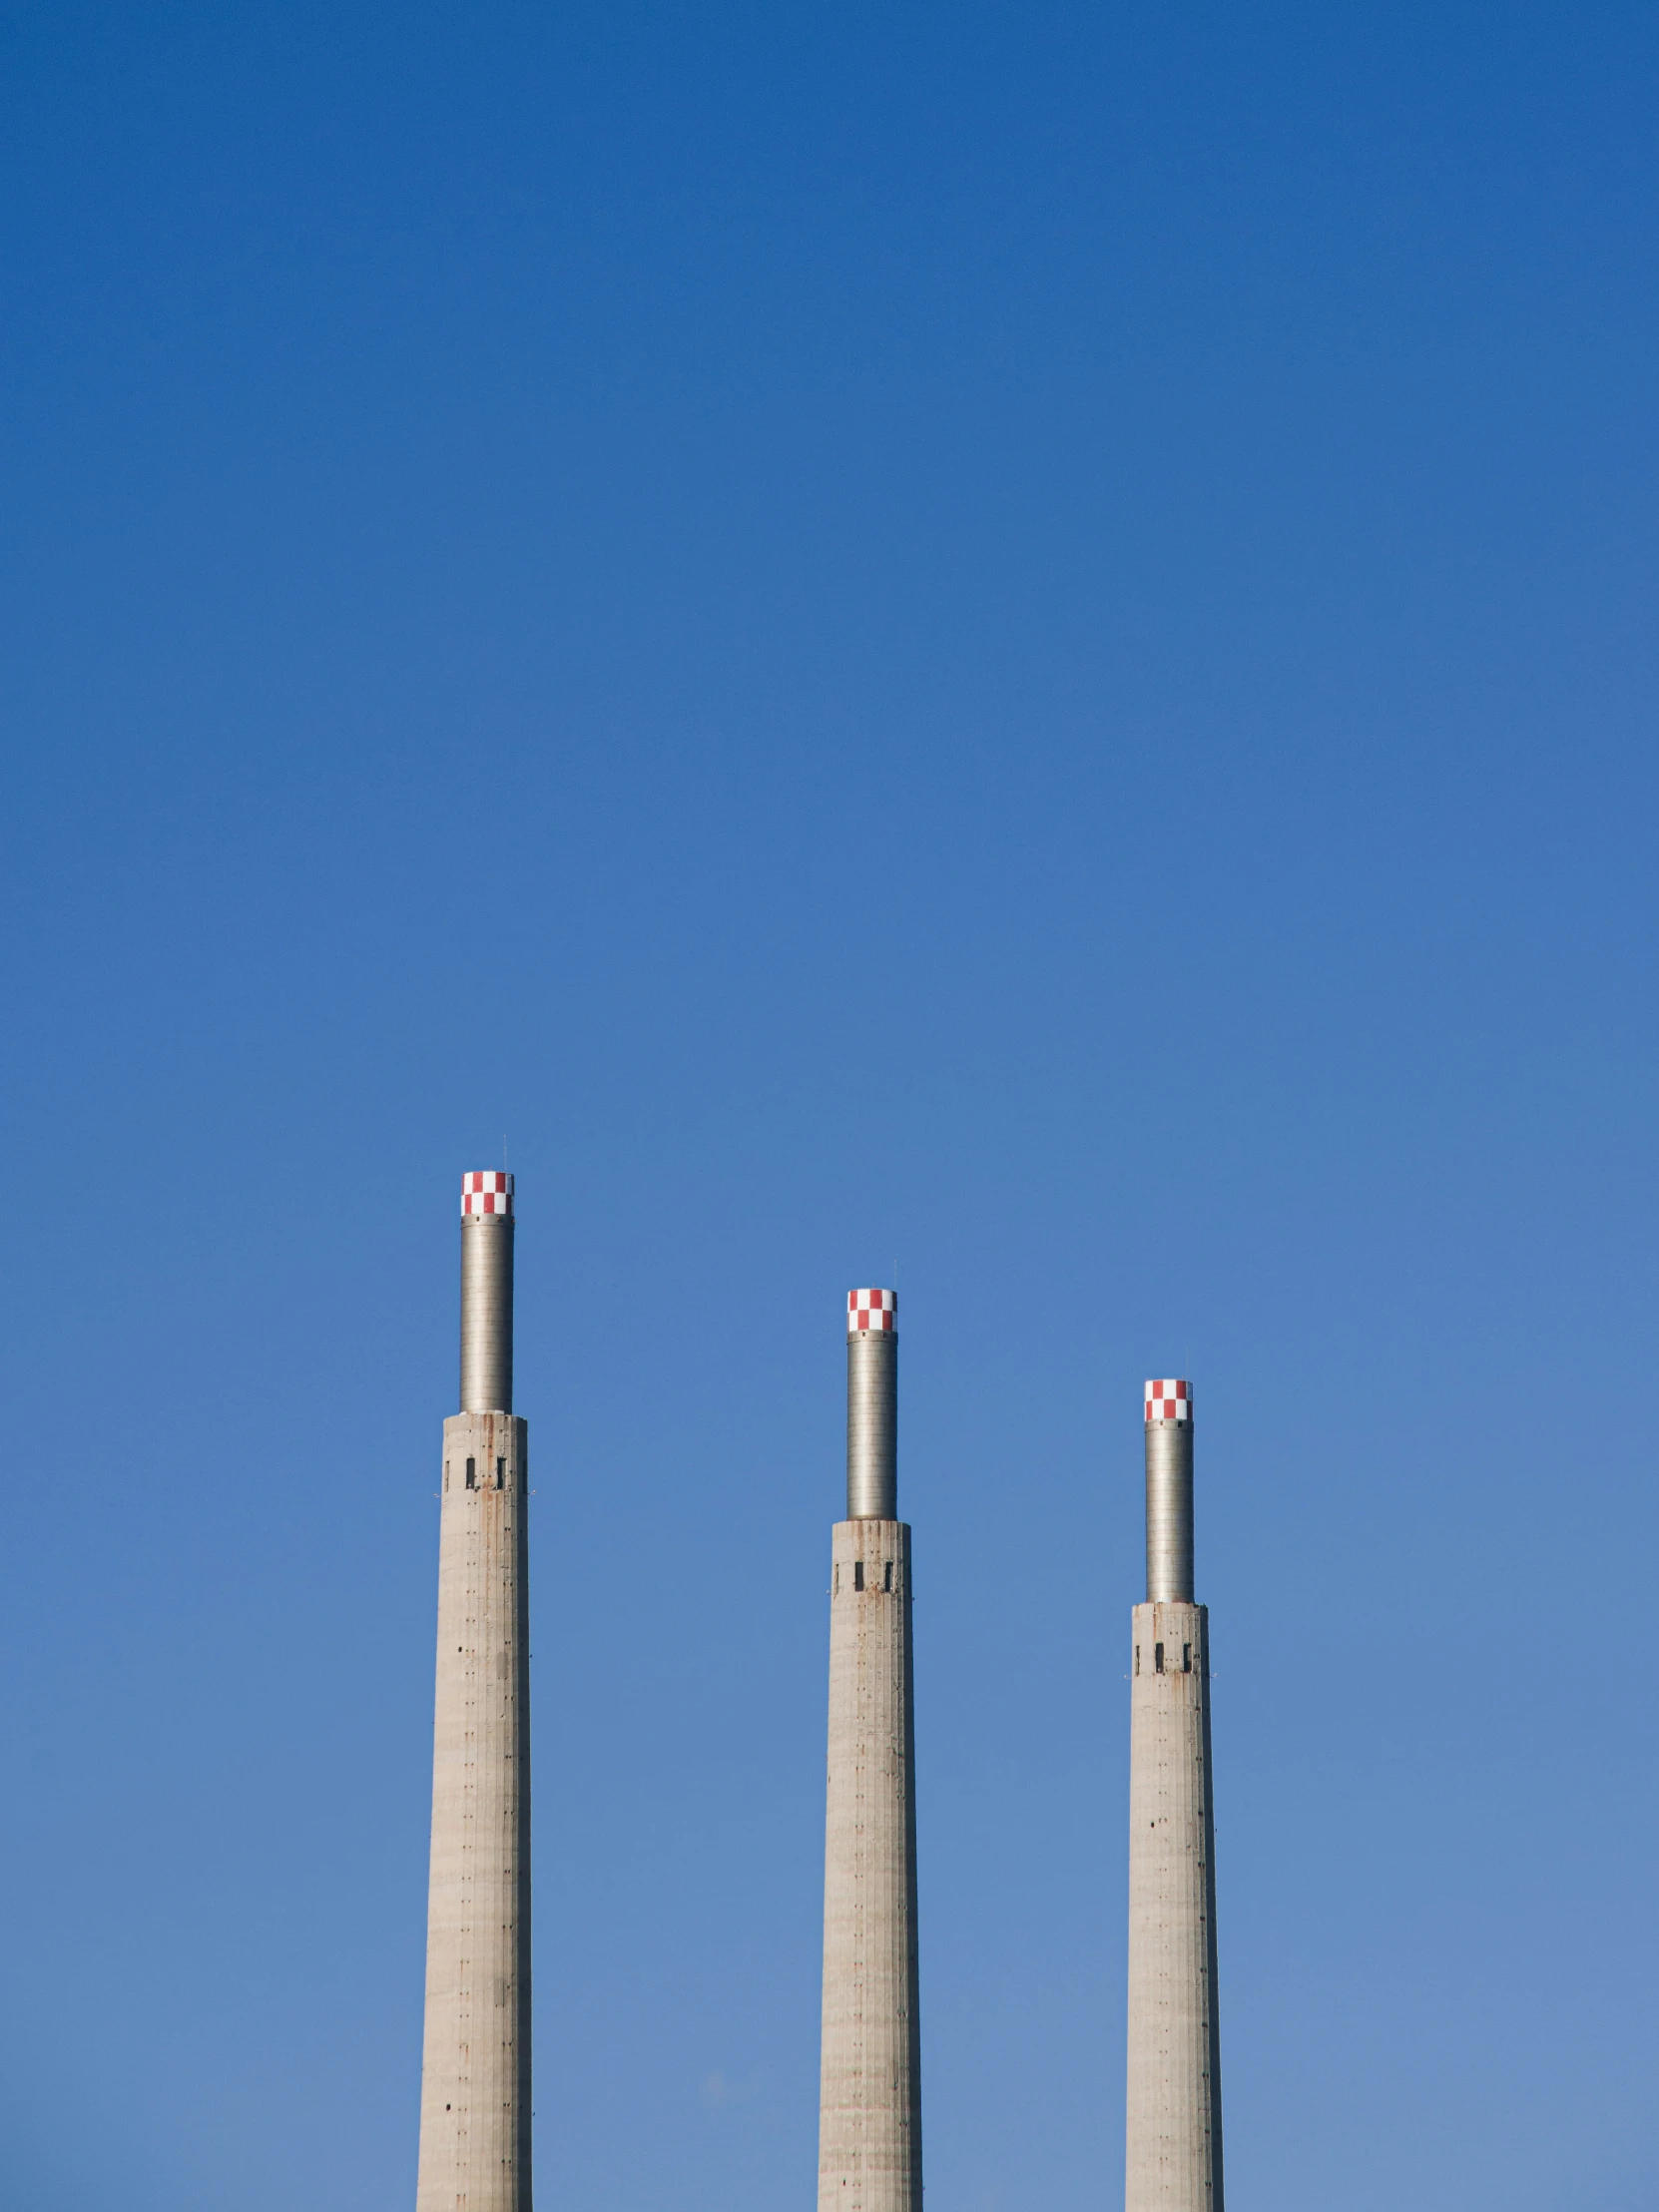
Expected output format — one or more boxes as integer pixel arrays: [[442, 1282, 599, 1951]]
[[415, 1411, 533, 2212], [818, 1518, 921, 2212], [1125, 1598, 1222, 2212]]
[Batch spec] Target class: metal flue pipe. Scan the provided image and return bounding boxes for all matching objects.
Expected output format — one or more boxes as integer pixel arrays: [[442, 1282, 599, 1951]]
[[459, 1172, 514, 1413], [1144, 1379, 1193, 1602], [845, 1289, 897, 1519]]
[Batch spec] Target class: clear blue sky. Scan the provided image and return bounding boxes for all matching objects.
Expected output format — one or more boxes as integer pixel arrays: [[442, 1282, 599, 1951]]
[[1, 3, 1655, 2207]]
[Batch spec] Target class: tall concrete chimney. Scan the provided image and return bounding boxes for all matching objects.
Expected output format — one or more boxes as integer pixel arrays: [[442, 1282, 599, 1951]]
[[1125, 1379, 1223, 2212], [817, 1289, 922, 2212], [415, 1171, 532, 2212]]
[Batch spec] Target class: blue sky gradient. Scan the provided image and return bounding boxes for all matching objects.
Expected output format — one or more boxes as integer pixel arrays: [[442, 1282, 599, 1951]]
[[1, 4, 1656, 2206]]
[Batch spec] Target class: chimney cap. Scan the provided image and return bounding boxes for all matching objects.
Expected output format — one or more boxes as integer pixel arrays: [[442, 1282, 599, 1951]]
[[1145, 1379, 1191, 1422], [461, 1170, 514, 1218], [847, 1288, 896, 1335]]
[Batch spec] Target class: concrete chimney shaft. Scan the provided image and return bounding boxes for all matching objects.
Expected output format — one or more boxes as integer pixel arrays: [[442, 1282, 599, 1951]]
[[1125, 1378, 1222, 2212], [415, 1170, 532, 2212], [818, 1288, 921, 2212]]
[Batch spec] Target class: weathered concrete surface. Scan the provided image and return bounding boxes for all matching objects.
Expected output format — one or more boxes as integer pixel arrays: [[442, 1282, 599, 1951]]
[[1125, 1598, 1223, 2212], [818, 1517, 921, 2212], [415, 1411, 532, 2212]]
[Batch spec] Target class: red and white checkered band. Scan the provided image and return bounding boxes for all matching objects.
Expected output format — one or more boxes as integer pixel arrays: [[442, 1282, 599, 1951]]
[[1145, 1379, 1191, 1423], [461, 1170, 515, 1218], [847, 1288, 897, 1335]]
